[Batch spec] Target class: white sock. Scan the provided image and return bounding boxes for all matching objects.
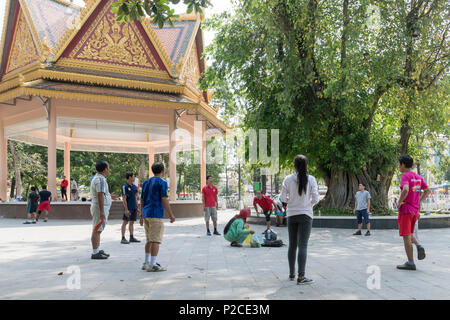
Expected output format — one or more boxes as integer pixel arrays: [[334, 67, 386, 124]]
[[93, 248, 99, 254], [145, 254, 150, 264], [150, 256, 157, 266]]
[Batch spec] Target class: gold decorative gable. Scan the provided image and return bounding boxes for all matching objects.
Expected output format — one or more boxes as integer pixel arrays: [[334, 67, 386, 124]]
[[183, 41, 201, 88], [4, 8, 39, 77], [57, 1, 168, 78]]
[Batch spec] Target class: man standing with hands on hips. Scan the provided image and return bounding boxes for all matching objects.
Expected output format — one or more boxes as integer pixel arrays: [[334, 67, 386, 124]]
[[202, 176, 220, 236], [396, 154, 431, 270]]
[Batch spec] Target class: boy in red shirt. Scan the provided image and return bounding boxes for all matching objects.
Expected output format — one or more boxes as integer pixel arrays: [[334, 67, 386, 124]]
[[396, 154, 431, 270], [202, 176, 220, 236], [60, 176, 69, 201], [253, 190, 280, 232]]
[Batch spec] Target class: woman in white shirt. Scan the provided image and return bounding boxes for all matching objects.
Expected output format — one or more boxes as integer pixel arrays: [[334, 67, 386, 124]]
[[280, 155, 319, 284]]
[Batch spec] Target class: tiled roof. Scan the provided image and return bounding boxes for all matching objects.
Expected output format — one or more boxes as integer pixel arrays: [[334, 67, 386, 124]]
[[151, 20, 198, 73], [23, 0, 81, 57], [1, 1, 203, 82]]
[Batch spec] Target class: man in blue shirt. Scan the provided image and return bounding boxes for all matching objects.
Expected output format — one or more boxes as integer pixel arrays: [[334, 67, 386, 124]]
[[121, 172, 140, 244], [139, 162, 175, 272]]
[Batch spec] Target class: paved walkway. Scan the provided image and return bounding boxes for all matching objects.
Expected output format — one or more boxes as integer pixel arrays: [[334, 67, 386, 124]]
[[1, 210, 449, 300]]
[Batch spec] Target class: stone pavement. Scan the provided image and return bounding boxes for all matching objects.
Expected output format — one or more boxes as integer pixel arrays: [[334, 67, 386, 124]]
[[0, 209, 449, 300]]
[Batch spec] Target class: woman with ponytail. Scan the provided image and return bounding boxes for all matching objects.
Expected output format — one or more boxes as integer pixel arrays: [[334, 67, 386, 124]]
[[280, 155, 319, 284]]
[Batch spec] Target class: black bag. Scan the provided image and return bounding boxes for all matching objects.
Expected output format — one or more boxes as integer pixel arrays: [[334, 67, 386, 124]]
[[264, 229, 277, 241], [261, 239, 284, 247], [223, 218, 236, 235]]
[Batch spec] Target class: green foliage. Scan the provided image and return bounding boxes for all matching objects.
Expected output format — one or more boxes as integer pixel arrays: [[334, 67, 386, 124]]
[[201, 0, 449, 192], [175, 147, 224, 197], [112, 0, 212, 27]]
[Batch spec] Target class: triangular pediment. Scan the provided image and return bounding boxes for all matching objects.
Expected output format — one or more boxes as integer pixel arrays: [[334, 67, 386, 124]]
[[182, 41, 201, 88], [56, 0, 169, 78], [2, 4, 40, 78]]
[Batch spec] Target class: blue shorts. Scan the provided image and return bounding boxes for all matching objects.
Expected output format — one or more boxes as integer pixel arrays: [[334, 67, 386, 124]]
[[123, 209, 137, 222], [356, 209, 370, 224]]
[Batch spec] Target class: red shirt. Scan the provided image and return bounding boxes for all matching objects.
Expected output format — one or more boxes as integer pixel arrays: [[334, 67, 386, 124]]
[[60, 180, 69, 188], [253, 195, 274, 211], [202, 185, 218, 207]]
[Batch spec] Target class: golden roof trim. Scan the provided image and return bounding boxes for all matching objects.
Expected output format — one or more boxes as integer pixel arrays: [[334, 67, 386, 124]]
[[175, 13, 204, 21], [50, 0, 102, 62], [2, 61, 41, 82], [19, 0, 44, 58], [0, 86, 197, 110], [0, 0, 12, 73], [178, 17, 201, 79], [0, 66, 42, 92], [53, 0, 82, 9], [57, 57, 170, 79], [38, 69, 184, 94], [194, 103, 228, 131]]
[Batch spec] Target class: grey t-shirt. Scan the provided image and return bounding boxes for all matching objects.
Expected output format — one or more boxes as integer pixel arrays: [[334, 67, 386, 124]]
[[355, 190, 371, 211]]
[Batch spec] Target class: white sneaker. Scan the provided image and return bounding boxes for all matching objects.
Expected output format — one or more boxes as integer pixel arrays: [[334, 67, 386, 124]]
[[142, 262, 151, 270]]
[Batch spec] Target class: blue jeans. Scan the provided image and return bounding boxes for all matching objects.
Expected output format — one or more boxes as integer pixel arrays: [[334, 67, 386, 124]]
[[356, 209, 370, 224]]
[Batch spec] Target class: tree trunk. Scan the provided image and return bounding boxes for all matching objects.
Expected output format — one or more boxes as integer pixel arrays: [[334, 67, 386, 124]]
[[10, 177, 15, 199], [262, 174, 267, 194], [139, 155, 145, 183], [237, 161, 241, 201], [275, 173, 279, 194], [9, 141, 22, 199], [319, 167, 392, 210]]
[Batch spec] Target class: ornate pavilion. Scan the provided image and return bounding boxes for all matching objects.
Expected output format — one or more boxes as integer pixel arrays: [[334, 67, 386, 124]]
[[0, 0, 228, 211]]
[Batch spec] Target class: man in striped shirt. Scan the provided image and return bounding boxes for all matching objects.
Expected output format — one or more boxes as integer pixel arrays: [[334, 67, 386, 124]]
[[90, 160, 112, 260]]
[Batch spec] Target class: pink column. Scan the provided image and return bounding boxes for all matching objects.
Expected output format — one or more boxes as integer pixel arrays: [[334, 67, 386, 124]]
[[169, 111, 177, 200], [148, 145, 154, 178], [64, 141, 71, 185], [47, 100, 57, 199], [200, 121, 206, 191], [0, 121, 7, 201]]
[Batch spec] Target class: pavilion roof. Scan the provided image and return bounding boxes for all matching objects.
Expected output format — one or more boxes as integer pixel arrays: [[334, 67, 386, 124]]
[[0, 0, 225, 130]]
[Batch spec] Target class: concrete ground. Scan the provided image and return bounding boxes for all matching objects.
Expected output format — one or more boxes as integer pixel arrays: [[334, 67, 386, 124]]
[[0, 209, 449, 300]]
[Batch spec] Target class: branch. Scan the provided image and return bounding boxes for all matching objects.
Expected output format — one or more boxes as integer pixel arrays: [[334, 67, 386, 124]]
[[363, 83, 391, 130]]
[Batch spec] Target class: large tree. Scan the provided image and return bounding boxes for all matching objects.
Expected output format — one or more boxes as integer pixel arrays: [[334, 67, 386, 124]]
[[200, 0, 449, 210]]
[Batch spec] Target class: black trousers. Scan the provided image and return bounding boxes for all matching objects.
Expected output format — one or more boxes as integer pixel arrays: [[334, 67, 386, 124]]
[[61, 187, 67, 200], [287, 214, 313, 277]]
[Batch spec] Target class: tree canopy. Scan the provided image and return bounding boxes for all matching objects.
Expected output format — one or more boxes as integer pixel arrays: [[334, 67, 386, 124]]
[[201, 0, 449, 209]]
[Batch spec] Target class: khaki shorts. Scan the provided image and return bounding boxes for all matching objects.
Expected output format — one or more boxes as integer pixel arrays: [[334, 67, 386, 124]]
[[91, 204, 110, 232], [204, 206, 217, 222], [144, 218, 164, 243]]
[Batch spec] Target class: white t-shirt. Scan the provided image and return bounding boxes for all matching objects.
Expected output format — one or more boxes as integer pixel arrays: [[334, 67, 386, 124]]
[[280, 174, 319, 219]]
